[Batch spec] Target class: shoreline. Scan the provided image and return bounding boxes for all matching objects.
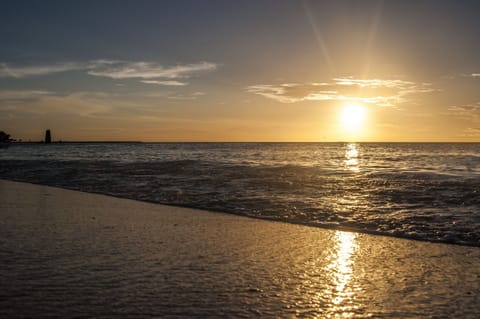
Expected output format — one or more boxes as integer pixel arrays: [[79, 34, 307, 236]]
[[1, 179, 479, 318], [1, 178, 478, 248]]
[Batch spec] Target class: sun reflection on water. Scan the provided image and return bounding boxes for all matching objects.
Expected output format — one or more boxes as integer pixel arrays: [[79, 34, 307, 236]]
[[326, 231, 358, 318], [344, 143, 360, 172]]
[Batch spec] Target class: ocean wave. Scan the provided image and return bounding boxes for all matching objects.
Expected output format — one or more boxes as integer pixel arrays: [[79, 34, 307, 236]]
[[2, 146, 480, 247]]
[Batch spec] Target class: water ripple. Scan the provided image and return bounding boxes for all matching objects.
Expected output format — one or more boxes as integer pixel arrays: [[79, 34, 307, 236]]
[[1, 142, 479, 246]]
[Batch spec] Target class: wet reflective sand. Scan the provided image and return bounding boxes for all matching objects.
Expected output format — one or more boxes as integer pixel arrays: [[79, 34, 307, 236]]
[[1, 180, 479, 318]]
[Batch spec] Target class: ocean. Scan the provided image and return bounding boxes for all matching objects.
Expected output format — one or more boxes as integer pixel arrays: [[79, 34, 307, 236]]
[[1, 142, 479, 246]]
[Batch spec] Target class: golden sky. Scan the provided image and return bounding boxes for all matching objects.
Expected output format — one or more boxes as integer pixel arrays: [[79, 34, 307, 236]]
[[1, 1, 479, 142]]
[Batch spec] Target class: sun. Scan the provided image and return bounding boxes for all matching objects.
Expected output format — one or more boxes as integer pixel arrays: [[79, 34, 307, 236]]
[[340, 103, 366, 130]]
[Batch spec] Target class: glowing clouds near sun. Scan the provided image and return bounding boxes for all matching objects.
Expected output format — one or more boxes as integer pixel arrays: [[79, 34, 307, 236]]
[[246, 78, 435, 107]]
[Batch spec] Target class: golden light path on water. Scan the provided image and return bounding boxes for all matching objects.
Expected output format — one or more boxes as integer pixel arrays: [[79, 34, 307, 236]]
[[337, 143, 364, 214], [344, 143, 360, 172], [325, 231, 359, 318], [297, 230, 360, 318], [324, 144, 360, 317]]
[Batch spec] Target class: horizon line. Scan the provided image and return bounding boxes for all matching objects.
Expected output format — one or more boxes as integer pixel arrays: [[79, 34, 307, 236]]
[[9, 140, 480, 144]]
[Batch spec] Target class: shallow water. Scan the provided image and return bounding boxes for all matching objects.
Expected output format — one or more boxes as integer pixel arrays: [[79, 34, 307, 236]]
[[1, 181, 479, 318], [1, 142, 479, 246]]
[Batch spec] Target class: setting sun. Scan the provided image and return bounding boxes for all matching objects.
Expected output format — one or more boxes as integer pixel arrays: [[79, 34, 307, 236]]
[[340, 103, 366, 130]]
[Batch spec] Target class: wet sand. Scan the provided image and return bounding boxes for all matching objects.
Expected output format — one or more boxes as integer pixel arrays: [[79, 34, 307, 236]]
[[1, 179, 479, 318]]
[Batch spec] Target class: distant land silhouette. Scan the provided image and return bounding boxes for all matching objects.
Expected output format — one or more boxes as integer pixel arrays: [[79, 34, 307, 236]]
[[0, 131, 13, 148], [0, 131, 11, 143], [2, 129, 144, 144]]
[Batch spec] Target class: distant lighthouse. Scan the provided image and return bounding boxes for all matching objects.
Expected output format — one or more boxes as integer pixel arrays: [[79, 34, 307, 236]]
[[45, 129, 52, 144]]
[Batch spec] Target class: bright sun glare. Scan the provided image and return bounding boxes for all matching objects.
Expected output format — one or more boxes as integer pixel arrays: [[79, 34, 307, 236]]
[[340, 103, 366, 130]]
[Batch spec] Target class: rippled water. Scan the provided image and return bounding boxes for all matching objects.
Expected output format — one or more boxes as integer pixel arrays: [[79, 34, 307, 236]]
[[1, 142, 479, 246]]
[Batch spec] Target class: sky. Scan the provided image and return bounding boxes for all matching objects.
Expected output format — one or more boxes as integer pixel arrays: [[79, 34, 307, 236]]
[[1, 0, 479, 142]]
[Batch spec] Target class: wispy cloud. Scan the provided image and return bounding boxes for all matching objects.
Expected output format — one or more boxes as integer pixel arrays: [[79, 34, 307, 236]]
[[140, 80, 187, 86], [87, 61, 217, 80], [0, 90, 118, 117], [247, 77, 435, 107], [0, 90, 53, 101], [462, 127, 480, 137], [157, 92, 206, 100], [448, 102, 480, 120], [0, 63, 86, 78], [0, 60, 218, 86], [448, 73, 480, 79]]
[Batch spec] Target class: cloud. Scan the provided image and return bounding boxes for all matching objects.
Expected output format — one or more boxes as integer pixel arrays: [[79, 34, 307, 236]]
[[0, 63, 86, 78], [462, 127, 480, 137], [448, 102, 480, 120], [0, 90, 117, 117], [0, 90, 53, 102], [87, 61, 217, 80], [246, 77, 435, 107], [140, 80, 187, 86], [166, 92, 206, 100], [0, 60, 218, 85], [451, 73, 480, 79]]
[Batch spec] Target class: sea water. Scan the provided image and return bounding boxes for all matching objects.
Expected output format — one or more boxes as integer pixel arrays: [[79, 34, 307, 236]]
[[1, 142, 479, 246]]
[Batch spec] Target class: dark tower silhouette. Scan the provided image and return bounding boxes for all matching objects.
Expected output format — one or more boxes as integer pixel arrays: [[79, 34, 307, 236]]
[[45, 129, 52, 144]]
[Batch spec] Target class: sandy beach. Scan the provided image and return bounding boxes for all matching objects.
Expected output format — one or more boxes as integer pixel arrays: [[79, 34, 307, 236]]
[[1, 179, 479, 318]]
